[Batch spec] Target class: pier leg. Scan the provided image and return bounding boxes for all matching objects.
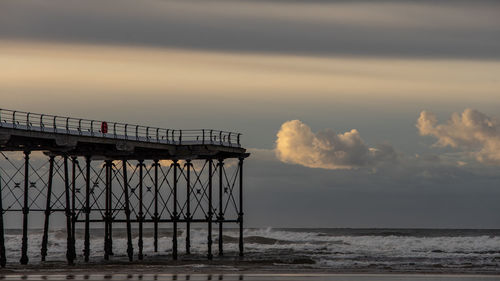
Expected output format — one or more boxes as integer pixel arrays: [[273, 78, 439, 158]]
[[218, 159, 224, 256], [20, 150, 30, 265], [41, 155, 54, 262], [104, 161, 110, 260], [207, 159, 213, 260], [172, 160, 178, 260], [153, 160, 159, 253], [71, 157, 77, 260], [138, 160, 144, 260], [0, 163, 6, 267], [185, 160, 191, 255], [109, 161, 114, 256], [238, 158, 244, 257], [123, 160, 133, 261], [64, 156, 75, 265], [84, 156, 91, 262]]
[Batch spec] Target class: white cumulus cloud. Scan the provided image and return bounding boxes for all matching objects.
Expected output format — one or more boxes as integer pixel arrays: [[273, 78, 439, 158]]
[[275, 120, 396, 170], [417, 108, 500, 165]]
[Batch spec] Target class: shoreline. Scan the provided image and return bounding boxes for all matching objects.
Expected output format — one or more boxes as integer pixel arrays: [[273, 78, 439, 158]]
[[1, 262, 500, 276]]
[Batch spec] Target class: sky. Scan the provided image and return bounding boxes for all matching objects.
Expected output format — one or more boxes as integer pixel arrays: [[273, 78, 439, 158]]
[[1, 0, 500, 228]]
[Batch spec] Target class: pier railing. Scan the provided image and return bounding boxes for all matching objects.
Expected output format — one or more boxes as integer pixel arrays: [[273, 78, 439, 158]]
[[0, 108, 241, 147]]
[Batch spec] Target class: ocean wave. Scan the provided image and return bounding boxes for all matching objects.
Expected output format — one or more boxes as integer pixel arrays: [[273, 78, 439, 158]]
[[1, 228, 499, 272]]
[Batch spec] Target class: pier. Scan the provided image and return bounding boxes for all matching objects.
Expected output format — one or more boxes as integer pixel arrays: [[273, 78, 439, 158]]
[[0, 108, 249, 266]]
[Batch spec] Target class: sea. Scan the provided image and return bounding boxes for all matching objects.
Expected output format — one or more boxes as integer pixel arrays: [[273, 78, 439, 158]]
[[1, 228, 500, 280]]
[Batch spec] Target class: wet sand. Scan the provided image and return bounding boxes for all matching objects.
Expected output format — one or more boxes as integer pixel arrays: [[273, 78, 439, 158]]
[[2, 260, 500, 278]]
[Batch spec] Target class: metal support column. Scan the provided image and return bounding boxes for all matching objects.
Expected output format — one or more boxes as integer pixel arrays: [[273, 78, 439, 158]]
[[64, 156, 75, 265], [20, 150, 30, 265], [238, 157, 244, 257], [71, 157, 77, 260], [138, 160, 144, 260], [84, 156, 91, 262], [218, 158, 224, 256], [207, 158, 213, 260], [41, 155, 54, 262], [123, 160, 133, 261], [172, 160, 178, 260], [104, 161, 110, 260], [0, 163, 6, 267], [185, 159, 191, 255], [109, 161, 114, 256], [153, 160, 159, 253]]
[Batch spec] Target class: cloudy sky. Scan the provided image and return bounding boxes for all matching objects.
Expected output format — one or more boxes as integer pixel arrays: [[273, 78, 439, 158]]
[[1, 0, 500, 228]]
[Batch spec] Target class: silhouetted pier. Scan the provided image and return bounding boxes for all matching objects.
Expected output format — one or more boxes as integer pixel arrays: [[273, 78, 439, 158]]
[[0, 108, 249, 266]]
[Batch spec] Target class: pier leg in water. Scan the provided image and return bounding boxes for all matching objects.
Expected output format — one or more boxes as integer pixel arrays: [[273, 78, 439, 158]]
[[123, 160, 133, 261], [109, 161, 114, 256], [64, 156, 75, 265], [153, 160, 159, 253], [207, 158, 213, 260], [0, 163, 6, 267], [138, 160, 144, 260], [172, 160, 178, 260], [104, 160, 110, 260], [185, 159, 191, 255], [84, 156, 91, 262], [41, 155, 54, 262], [71, 157, 77, 260], [20, 150, 30, 265], [218, 158, 224, 256], [239, 157, 244, 257]]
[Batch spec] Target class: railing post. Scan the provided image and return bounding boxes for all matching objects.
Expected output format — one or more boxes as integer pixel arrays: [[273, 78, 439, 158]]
[[12, 111, 17, 128], [40, 115, 44, 132], [135, 125, 139, 141], [90, 121, 94, 137], [53, 116, 57, 133], [202, 129, 205, 145], [26, 113, 30, 129], [66, 117, 70, 134]]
